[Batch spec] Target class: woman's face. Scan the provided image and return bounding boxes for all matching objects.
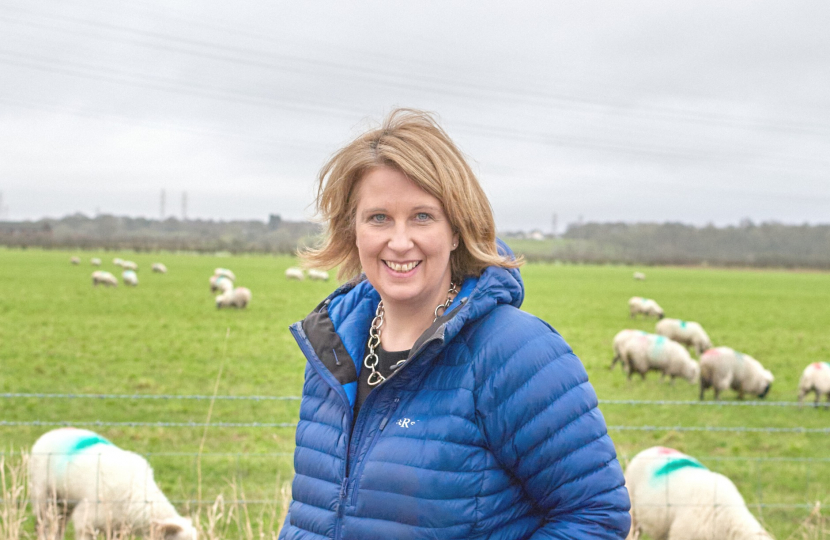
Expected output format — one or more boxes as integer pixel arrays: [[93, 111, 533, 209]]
[[354, 166, 458, 315]]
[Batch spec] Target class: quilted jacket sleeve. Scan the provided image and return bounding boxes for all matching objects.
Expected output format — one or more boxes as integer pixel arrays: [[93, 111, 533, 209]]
[[472, 309, 631, 539]]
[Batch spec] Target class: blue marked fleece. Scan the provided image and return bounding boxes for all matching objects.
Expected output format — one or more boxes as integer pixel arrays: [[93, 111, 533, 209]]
[[281, 244, 631, 540]]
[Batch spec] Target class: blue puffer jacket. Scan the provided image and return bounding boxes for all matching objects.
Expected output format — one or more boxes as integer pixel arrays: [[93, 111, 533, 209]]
[[281, 260, 631, 539]]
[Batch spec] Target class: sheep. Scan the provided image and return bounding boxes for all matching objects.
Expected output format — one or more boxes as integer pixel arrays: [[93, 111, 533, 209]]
[[620, 333, 699, 383], [625, 446, 772, 540], [307, 269, 330, 281], [92, 271, 118, 287], [151, 263, 167, 274], [30, 427, 197, 540], [633, 271, 646, 280], [70, 257, 80, 265], [798, 361, 830, 408], [285, 267, 305, 281], [90, 258, 101, 266], [121, 261, 138, 271], [609, 329, 648, 371], [215, 286, 251, 309], [214, 267, 236, 281], [122, 269, 138, 287], [655, 318, 713, 357], [628, 296, 664, 319], [699, 346, 773, 400], [112, 258, 124, 267], [209, 274, 234, 293]]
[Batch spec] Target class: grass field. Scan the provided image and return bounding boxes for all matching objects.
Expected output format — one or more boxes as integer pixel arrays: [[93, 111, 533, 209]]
[[1, 247, 829, 538]]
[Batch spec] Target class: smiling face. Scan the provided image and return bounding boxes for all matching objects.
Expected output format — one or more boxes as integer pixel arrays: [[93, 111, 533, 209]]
[[354, 166, 458, 316]]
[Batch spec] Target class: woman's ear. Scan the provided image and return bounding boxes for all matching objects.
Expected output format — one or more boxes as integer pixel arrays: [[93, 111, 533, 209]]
[[451, 233, 460, 250]]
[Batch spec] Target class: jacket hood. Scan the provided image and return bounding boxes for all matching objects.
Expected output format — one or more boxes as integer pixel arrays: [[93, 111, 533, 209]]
[[293, 239, 524, 407]]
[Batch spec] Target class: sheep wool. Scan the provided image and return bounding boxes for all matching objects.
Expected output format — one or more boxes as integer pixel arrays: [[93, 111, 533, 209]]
[[92, 271, 118, 287], [621, 333, 699, 383], [214, 267, 236, 281], [30, 427, 197, 540], [122, 270, 138, 287], [216, 286, 251, 309], [626, 446, 772, 540], [121, 261, 138, 271], [699, 347, 773, 400], [210, 274, 234, 293], [70, 256, 80, 265], [633, 271, 646, 280], [151, 262, 167, 274], [610, 329, 647, 371], [285, 267, 305, 281], [798, 361, 830, 408], [307, 268, 330, 281], [628, 296, 664, 319], [90, 258, 102, 266], [656, 318, 713, 356]]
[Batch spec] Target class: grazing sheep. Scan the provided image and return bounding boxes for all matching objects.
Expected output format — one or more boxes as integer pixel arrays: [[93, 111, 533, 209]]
[[798, 361, 830, 408], [285, 267, 305, 281], [620, 333, 699, 383], [214, 267, 236, 281], [112, 258, 124, 267], [216, 286, 252, 309], [121, 261, 138, 271], [92, 271, 118, 287], [90, 258, 101, 266], [633, 271, 646, 281], [628, 296, 664, 319], [609, 329, 647, 371], [307, 269, 330, 281], [699, 347, 773, 400], [655, 318, 713, 357], [122, 270, 138, 287], [209, 274, 234, 293], [70, 257, 80, 265], [625, 446, 772, 540], [151, 263, 167, 274], [30, 427, 197, 540]]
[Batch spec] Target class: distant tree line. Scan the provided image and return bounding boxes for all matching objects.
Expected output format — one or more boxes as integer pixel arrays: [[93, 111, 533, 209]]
[[514, 221, 830, 269], [0, 213, 321, 254], [2, 214, 829, 269]]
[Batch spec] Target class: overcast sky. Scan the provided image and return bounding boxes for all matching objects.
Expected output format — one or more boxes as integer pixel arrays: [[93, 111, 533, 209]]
[[1, 1, 828, 231]]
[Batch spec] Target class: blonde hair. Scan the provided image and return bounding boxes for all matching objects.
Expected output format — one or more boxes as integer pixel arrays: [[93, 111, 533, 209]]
[[301, 108, 522, 282]]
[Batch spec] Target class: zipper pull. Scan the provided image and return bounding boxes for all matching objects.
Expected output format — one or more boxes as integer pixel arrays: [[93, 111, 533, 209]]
[[379, 397, 401, 431], [337, 476, 349, 517]]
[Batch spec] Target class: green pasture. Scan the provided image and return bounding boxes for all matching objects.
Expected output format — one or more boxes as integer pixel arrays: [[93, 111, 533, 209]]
[[1, 247, 829, 538]]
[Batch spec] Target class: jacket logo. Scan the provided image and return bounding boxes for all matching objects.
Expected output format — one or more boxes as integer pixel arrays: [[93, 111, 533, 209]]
[[396, 418, 415, 428]]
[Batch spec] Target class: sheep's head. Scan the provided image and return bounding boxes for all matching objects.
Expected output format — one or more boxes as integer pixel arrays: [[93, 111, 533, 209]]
[[152, 517, 197, 540], [686, 362, 700, 384]]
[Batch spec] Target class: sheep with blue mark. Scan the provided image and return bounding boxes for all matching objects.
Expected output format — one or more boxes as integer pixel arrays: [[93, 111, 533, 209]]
[[625, 446, 772, 540], [609, 329, 648, 372], [209, 274, 233, 293], [620, 332, 699, 383], [798, 361, 830, 408], [122, 269, 138, 287], [216, 286, 251, 309], [656, 318, 713, 357], [699, 346, 773, 400], [30, 427, 197, 540]]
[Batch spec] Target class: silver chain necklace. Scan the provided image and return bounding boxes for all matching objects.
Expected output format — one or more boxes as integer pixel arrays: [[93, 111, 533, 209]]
[[363, 282, 458, 386]]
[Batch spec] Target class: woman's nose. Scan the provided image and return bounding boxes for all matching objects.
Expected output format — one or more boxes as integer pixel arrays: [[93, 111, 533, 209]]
[[387, 223, 414, 251]]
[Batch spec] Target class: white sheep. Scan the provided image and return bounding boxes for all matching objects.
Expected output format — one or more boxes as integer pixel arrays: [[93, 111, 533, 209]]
[[625, 446, 772, 540], [213, 267, 236, 281], [215, 286, 251, 309], [113, 258, 124, 267], [285, 267, 305, 281], [620, 333, 699, 383], [699, 346, 773, 400], [70, 257, 81, 265], [90, 258, 102, 266], [121, 260, 138, 271], [655, 318, 713, 357], [92, 271, 118, 287], [151, 263, 167, 274], [798, 361, 830, 408], [628, 296, 664, 319], [609, 329, 648, 371], [209, 274, 234, 293], [122, 269, 138, 287], [307, 269, 330, 281], [633, 271, 646, 281], [30, 427, 197, 540]]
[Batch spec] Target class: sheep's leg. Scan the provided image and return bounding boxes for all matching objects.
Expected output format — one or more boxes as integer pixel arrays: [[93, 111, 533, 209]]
[[798, 389, 806, 407], [824, 393, 830, 409], [70, 502, 97, 540], [737, 389, 745, 400], [816, 391, 821, 408], [713, 387, 720, 400], [609, 355, 619, 370]]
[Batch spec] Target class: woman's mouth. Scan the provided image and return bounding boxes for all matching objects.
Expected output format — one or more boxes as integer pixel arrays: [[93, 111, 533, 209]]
[[384, 260, 421, 273]]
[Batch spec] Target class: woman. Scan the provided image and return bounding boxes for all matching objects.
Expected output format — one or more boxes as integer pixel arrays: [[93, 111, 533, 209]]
[[280, 109, 630, 539]]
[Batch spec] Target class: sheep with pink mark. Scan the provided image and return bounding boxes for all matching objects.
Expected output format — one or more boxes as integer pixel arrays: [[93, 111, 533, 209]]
[[30, 427, 197, 540], [798, 361, 830, 408], [619, 332, 699, 383], [625, 446, 772, 540], [699, 346, 773, 400]]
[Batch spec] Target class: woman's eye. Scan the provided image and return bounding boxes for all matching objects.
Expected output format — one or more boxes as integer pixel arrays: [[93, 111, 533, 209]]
[[370, 214, 387, 223], [415, 212, 431, 222]]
